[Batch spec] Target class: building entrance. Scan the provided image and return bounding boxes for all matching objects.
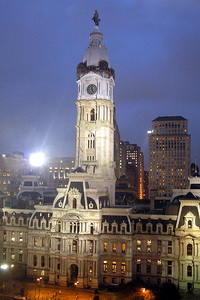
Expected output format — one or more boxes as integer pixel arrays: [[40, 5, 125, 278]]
[[70, 264, 78, 284], [187, 282, 193, 292]]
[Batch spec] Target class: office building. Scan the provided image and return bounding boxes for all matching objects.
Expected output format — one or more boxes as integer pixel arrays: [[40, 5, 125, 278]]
[[148, 116, 191, 198]]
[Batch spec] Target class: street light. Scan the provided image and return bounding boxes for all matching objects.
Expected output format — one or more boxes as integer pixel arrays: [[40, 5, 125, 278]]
[[74, 281, 79, 299], [0, 263, 14, 291], [29, 152, 46, 167], [36, 277, 43, 299]]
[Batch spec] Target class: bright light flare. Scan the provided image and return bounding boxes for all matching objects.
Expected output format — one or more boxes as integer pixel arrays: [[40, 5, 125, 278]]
[[29, 152, 46, 167], [0, 264, 9, 270]]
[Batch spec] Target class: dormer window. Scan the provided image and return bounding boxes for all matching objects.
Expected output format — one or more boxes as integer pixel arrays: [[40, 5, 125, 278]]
[[121, 226, 125, 234], [73, 198, 77, 209], [113, 226, 117, 234], [188, 220, 192, 228]]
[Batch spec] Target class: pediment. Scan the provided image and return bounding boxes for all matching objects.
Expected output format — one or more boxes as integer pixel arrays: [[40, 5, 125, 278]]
[[62, 213, 81, 220]]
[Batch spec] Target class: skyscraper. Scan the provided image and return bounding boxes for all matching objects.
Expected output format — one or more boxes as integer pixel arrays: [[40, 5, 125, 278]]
[[120, 141, 144, 199], [148, 116, 191, 197]]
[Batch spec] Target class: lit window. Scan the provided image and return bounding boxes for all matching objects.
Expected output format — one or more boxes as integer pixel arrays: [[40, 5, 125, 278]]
[[42, 238, 46, 247], [112, 262, 117, 273], [121, 262, 126, 274], [103, 242, 108, 252], [103, 261, 108, 273], [11, 232, 15, 242], [136, 259, 141, 273], [188, 220, 192, 228], [121, 243, 126, 253], [147, 239, 151, 246], [112, 243, 117, 252]]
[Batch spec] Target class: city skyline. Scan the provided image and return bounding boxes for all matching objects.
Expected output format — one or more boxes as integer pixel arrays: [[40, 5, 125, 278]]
[[1, 1, 200, 169]]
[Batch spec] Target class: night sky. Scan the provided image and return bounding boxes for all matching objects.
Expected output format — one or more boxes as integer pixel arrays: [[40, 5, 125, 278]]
[[1, 0, 200, 169]]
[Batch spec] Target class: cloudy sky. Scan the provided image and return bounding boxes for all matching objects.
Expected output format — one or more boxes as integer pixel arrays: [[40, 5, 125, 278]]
[[0, 0, 199, 169]]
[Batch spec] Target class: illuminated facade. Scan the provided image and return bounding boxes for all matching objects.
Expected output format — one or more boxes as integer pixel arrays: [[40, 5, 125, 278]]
[[149, 116, 191, 198], [0, 13, 200, 295]]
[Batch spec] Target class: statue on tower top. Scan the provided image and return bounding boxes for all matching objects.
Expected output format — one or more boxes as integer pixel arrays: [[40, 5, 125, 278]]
[[92, 10, 100, 26]]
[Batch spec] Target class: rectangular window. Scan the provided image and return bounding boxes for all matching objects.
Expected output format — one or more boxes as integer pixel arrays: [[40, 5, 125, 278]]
[[11, 249, 15, 260], [89, 241, 93, 253], [167, 261, 172, 275], [103, 242, 108, 252], [168, 241, 172, 254], [121, 243, 126, 253], [112, 243, 117, 252], [103, 261, 108, 273], [157, 260, 162, 274], [146, 264, 151, 274], [112, 262, 117, 273], [121, 262, 126, 274], [3, 248, 6, 260], [146, 259, 151, 274], [42, 238, 46, 247], [11, 231, 15, 242], [147, 239, 151, 246], [157, 246, 162, 253], [136, 259, 141, 273], [147, 246, 151, 253]]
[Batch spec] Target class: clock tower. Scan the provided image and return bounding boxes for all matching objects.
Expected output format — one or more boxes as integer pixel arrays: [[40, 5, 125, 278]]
[[75, 11, 116, 204]]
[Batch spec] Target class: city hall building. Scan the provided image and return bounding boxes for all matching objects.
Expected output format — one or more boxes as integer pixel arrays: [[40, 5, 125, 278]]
[[0, 13, 200, 294]]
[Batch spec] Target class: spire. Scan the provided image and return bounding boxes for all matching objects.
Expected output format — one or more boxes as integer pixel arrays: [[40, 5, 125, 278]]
[[76, 11, 115, 80], [82, 11, 109, 68]]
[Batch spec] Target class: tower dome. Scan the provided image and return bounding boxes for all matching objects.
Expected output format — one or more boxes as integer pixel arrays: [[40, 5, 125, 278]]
[[83, 26, 110, 67], [77, 11, 115, 80]]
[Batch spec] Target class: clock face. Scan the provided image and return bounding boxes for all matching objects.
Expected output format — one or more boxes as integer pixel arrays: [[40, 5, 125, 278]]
[[87, 84, 97, 95]]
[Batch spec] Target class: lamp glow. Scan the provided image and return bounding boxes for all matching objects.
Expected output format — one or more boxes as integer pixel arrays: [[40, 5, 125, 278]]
[[0, 264, 8, 270], [30, 152, 45, 167]]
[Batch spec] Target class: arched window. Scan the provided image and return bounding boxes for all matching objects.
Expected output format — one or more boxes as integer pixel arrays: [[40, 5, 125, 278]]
[[90, 109, 95, 121], [187, 265, 192, 277], [33, 255, 37, 267], [41, 255, 45, 267], [90, 223, 94, 234], [73, 198, 77, 209], [188, 220, 192, 228], [187, 244, 192, 256]]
